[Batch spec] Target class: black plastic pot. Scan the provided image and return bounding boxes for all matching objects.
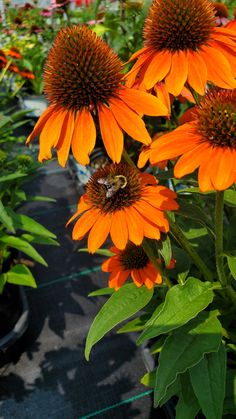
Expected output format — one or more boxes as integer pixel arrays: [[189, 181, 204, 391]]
[[0, 285, 29, 366]]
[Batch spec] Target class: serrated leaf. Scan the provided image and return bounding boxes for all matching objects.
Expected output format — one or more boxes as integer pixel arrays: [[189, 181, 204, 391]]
[[85, 283, 153, 360], [0, 235, 48, 266], [0, 200, 15, 233], [189, 343, 226, 419], [6, 209, 56, 238], [6, 264, 37, 288], [88, 287, 114, 297], [154, 311, 222, 407], [137, 277, 214, 345]]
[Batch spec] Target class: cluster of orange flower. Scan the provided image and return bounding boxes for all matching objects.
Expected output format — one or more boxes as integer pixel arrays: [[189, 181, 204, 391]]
[[0, 47, 35, 80], [27, 0, 236, 290]]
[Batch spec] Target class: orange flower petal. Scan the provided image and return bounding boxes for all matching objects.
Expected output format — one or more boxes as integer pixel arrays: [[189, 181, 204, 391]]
[[101, 257, 121, 272], [154, 83, 171, 114], [134, 201, 169, 232], [26, 105, 57, 145], [110, 211, 129, 249], [98, 104, 123, 163], [138, 146, 151, 169], [150, 132, 200, 163], [143, 187, 179, 211], [174, 142, 211, 178], [38, 108, 66, 162], [109, 98, 151, 145], [66, 195, 91, 226], [72, 209, 100, 240], [123, 207, 144, 245], [118, 87, 168, 117], [187, 51, 208, 96], [88, 212, 112, 253], [143, 50, 172, 90], [211, 148, 236, 191], [200, 46, 236, 89], [109, 270, 130, 290], [198, 149, 216, 192], [131, 269, 144, 287], [125, 53, 152, 88], [71, 109, 96, 165], [127, 46, 151, 62], [141, 216, 161, 240], [56, 110, 75, 167], [165, 51, 188, 96]]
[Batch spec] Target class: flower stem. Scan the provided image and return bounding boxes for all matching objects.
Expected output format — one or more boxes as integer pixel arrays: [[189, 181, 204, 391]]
[[215, 191, 227, 286], [168, 215, 213, 282], [122, 148, 137, 168]]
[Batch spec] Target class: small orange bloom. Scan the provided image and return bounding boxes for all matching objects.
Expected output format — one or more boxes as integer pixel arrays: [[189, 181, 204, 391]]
[[26, 25, 168, 167], [149, 89, 236, 192], [126, 0, 236, 96], [20, 69, 35, 80], [67, 163, 178, 253], [5, 47, 22, 59], [102, 244, 163, 290]]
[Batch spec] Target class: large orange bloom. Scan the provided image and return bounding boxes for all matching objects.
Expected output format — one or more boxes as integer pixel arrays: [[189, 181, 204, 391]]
[[149, 89, 236, 192], [102, 244, 164, 290], [126, 0, 236, 96], [67, 163, 178, 253], [26, 25, 168, 167]]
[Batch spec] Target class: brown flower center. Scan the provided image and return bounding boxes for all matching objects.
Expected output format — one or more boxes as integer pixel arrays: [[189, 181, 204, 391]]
[[119, 243, 149, 270], [143, 0, 216, 52], [196, 89, 236, 149], [44, 25, 123, 111], [86, 163, 142, 213]]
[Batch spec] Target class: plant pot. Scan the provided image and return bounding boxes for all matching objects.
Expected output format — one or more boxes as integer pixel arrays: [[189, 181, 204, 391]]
[[0, 284, 29, 366]]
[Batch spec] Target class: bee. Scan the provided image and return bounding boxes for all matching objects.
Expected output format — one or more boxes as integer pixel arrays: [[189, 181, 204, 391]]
[[97, 174, 128, 198]]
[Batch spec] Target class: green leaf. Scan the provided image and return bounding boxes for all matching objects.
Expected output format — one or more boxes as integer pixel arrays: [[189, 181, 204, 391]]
[[224, 369, 236, 415], [159, 376, 181, 407], [27, 195, 56, 203], [224, 189, 236, 207], [6, 264, 37, 288], [117, 314, 150, 334], [137, 277, 214, 344], [6, 209, 56, 238], [88, 287, 114, 297], [226, 254, 236, 279], [21, 233, 59, 246], [141, 369, 156, 388], [85, 283, 153, 360], [155, 235, 172, 267], [176, 375, 200, 419], [189, 343, 226, 419], [171, 246, 190, 284], [0, 172, 27, 183], [177, 198, 214, 232], [0, 273, 7, 293], [154, 311, 222, 406], [149, 336, 166, 355], [78, 248, 114, 257], [0, 114, 12, 129], [0, 200, 15, 233], [0, 235, 48, 266]]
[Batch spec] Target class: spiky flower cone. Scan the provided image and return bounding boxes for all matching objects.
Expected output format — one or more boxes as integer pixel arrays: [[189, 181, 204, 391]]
[[26, 25, 168, 167], [126, 0, 236, 95]]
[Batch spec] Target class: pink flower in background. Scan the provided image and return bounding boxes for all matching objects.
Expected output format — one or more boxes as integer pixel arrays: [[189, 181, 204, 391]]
[[41, 8, 52, 17], [75, 0, 94, 7]]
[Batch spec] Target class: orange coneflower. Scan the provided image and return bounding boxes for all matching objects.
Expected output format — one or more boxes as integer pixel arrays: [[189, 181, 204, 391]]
[[67, 163, 178, 253], [149, 89, 236, 192], [26, 25, 168, 167], [102, 243, 166, 290], [225, 7, 236, 31], [5, 47, 22, 59], [126, 0, 236, 96]]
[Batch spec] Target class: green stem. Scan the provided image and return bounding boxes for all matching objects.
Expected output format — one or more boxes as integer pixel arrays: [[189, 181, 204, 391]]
[[215, 191, 227, 286], [122, 148, 137, 168], [187, 84, 202, 106], [168, 215, 213, 282]]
